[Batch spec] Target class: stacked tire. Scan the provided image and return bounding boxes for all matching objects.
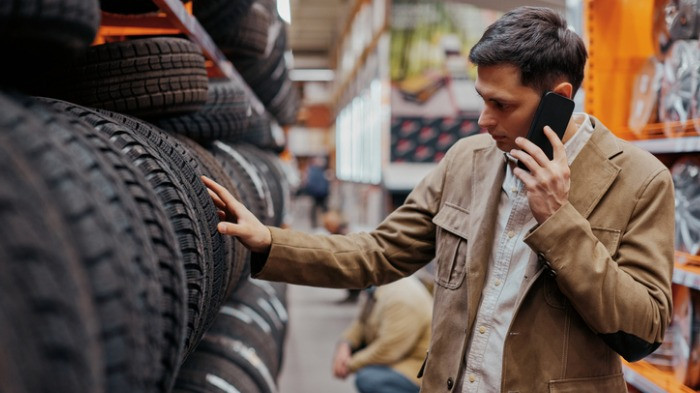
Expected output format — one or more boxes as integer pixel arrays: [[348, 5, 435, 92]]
[[1, 1, 296, 392]]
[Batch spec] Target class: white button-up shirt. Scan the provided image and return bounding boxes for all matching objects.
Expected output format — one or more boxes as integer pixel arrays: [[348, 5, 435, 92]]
[[459, 113, 595, 392]]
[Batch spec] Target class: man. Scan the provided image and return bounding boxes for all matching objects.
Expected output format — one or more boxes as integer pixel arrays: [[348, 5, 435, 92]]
[[332, 277, 432, 393], [203, 6, 674, 392]]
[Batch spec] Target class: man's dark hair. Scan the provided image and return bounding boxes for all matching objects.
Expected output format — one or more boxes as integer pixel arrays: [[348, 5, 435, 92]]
[[469, 6, 588, 96]]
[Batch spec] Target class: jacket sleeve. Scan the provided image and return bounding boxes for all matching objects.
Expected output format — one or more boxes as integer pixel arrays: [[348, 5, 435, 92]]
[[251, 146, 452, 289], [524, 167, 674, 362], [347, 299, 427, 372]]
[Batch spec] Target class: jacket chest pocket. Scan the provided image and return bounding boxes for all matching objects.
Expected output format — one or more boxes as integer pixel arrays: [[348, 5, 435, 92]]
[[432, 202, 469, 290]]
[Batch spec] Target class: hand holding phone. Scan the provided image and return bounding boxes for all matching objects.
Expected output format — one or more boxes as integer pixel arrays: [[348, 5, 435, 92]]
[[517, 91, 575, 171]]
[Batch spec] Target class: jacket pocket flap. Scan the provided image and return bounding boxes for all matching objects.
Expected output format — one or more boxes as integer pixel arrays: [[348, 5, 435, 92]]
[[548, 373, 626, 392], [432, 202, 470, 239]]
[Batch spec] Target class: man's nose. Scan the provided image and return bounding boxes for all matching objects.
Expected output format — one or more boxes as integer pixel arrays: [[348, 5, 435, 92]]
[[478, 108, 495, 129]]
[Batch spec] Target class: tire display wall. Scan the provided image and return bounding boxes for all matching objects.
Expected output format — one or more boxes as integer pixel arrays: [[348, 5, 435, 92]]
[[0, 1, 297, 392]]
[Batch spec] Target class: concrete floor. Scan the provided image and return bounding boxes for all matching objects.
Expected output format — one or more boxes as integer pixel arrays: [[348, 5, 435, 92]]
[[276, 196, 358, 393], [278, 285, 358, 393]]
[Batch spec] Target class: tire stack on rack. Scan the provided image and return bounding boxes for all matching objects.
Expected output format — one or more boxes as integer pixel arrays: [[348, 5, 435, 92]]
[[196, 0, 301, 132], [0, 0, 295, 392]]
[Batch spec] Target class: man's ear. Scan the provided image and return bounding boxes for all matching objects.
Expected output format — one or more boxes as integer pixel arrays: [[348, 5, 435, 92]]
[[551, 82, 573, 99]]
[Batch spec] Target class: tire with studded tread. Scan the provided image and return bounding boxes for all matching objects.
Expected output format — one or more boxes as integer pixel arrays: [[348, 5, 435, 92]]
[[43, 99, 218, 358], [53, 37, 208, 118]]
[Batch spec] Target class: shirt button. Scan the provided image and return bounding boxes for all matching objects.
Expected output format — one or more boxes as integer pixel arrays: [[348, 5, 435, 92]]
[[447, 377, 454, 390], [469, 374, 476, 383], [494, 279, 502, 286], [479, 326, 486, 334], [511, 187, 518, 193], [507, 230, 516, 238]]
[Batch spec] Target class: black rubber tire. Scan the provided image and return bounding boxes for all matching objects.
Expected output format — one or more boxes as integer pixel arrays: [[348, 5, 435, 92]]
[[193, 0, 255, 30], [30, 98, 166, 393], [155, 79, 254, 142], [234, 27, 286, 90], [233, 28, 299, 125], [250, 279, 288, 316], [4, 94, 163, 393], [223, 7, 280, 58], [157, 111, 254, 142], [174, 352, 261, 393], [197, 334, 277, 393], [0, 0, 100, 88], [208, 301, 280, 377], [0, 94, 103, 393], [94, 112, 228, 335], [174, 135, 248, 300], [42, 99, 217, 358], [266, 76, 300, 125], [52, 37, 208, 118], [235, 145, 286, 226], [210, 141, 276, 225], [31, 97, 189, 391], [231, 279, 287, 354], [196, 0, 274, 57]]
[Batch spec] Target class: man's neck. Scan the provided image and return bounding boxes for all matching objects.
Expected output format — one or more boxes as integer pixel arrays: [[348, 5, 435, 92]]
[[561, 114, 584, 144]]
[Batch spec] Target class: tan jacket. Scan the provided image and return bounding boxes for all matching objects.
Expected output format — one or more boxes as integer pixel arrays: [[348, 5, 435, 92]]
[[341, 277, 432, 386], [253, 117, 674, 392]]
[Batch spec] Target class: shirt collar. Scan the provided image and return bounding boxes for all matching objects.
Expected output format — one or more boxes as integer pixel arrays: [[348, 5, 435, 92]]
[[502, 112, 594, 195]]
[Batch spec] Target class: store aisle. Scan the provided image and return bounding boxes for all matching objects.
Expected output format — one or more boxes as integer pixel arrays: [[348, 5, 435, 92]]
[[276, 195, 358, 393], [278, 285, 358, 393]]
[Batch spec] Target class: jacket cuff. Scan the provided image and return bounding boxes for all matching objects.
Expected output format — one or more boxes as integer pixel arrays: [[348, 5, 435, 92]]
[[524, 202, 587, 275], [250, 226, 276, 278]]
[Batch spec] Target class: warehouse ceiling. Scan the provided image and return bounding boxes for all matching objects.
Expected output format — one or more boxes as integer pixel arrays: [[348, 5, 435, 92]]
[[287, 0, 567, 71]]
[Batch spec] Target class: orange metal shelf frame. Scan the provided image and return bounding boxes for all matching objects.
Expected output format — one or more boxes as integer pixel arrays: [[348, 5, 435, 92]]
[[583, 0, 678, 141], [585, 2, 700, 392], [95, 0, 264, 116], [623, 360, 698, 393]]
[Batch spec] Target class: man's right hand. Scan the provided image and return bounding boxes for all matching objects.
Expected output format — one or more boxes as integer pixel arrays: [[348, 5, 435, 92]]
[[201, 175, 272, 254], [332, 341, 352, 379]]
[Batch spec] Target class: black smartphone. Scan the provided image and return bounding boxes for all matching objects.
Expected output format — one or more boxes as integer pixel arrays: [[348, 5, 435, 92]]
[[517, 91, 575, 171]]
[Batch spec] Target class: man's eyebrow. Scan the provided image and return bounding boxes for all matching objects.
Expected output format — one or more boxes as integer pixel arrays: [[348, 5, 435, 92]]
[[475, 88, 512, 104]]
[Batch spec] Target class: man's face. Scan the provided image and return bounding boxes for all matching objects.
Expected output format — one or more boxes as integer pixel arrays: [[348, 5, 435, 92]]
[[474, 64, 542, 152]]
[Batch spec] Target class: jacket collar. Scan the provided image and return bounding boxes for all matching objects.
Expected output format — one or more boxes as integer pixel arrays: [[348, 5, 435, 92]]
[[568, 116, 622, 218]]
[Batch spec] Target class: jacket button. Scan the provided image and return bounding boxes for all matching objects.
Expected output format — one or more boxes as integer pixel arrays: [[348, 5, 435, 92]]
[[447, 377, 454, 390]]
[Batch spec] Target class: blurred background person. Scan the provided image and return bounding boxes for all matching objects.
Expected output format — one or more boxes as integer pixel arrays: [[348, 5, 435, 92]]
[[332, 276, 433, 393], [301, 156, 330, 228]]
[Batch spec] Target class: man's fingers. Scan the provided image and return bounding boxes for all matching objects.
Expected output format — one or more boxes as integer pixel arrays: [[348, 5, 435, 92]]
[[202, 175, 244, 210], [515, 136, 549, 166], [510, 149, 538, 173], [217, 221, 242, 236], [217, 209, 226, 220], [207, 188, 226, 209], [513, 166, 538, 188], [544, 126, 566, 161]]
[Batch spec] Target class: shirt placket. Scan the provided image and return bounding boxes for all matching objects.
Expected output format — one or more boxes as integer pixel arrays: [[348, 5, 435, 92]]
[[463, 179, 529, 392]]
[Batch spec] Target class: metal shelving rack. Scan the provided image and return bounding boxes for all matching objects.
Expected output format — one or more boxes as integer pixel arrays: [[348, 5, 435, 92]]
[[585, 1, 700, 391]]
